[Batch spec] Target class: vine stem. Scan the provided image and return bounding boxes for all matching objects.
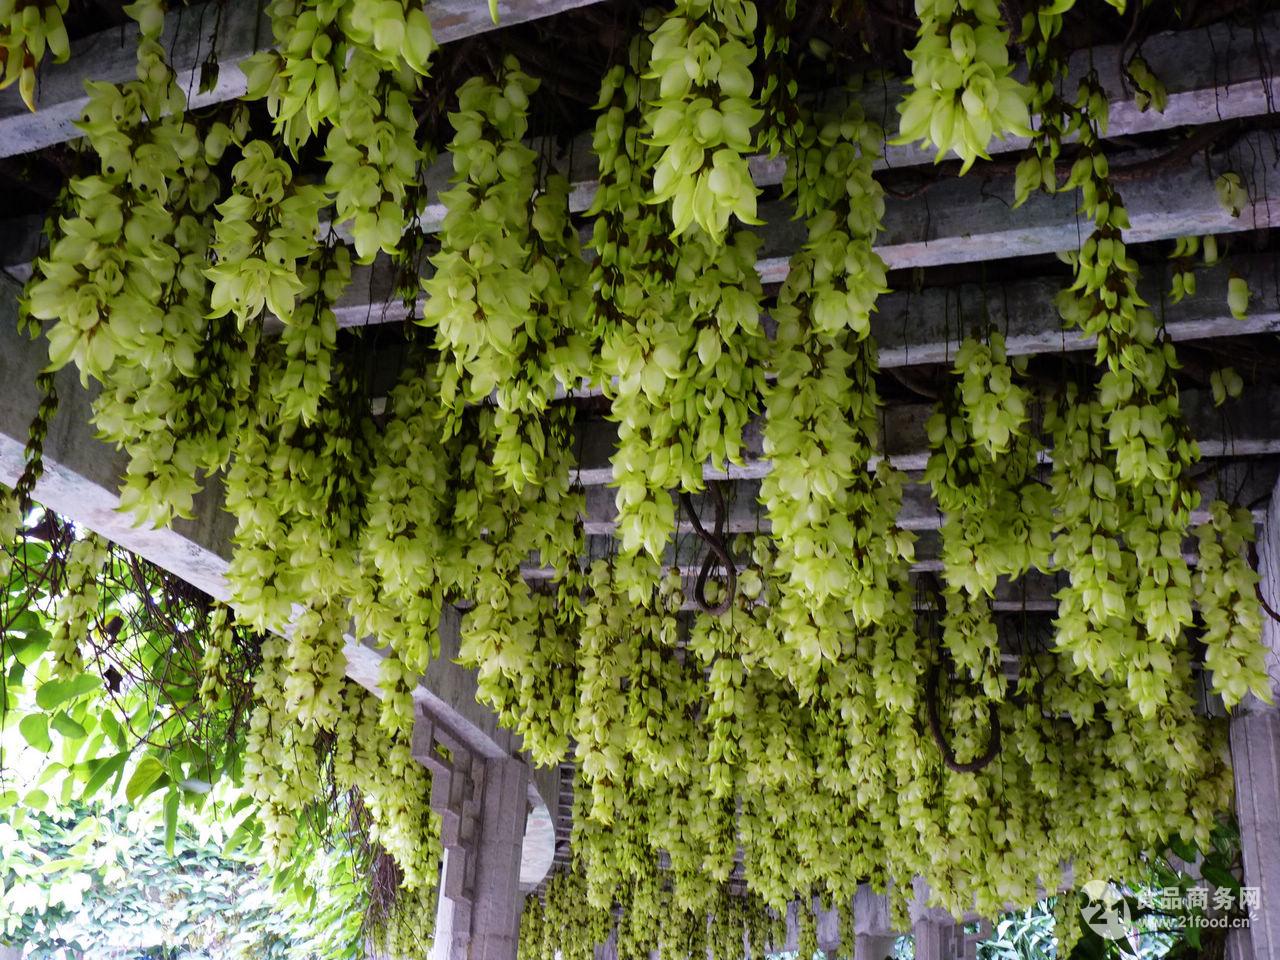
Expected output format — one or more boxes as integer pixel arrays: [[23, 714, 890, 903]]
[[680, 482, 737, 616], [925, 650, 1003, 774]]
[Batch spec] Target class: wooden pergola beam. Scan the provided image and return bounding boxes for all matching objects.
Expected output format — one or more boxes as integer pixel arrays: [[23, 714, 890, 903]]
[[567, 385, 1280, 487], [0, 0, 610, 159], [417, 11, 1280, 232]]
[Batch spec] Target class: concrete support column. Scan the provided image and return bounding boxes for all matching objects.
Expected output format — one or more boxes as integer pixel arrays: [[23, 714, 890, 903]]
[[1226, 928, 1256, 960], [962, 920, 990, 960], [1230, 708, 1280, 956], [594, 923, 617, 960], [465, 756, 530, 960], [911, 919, 962, 960], [852, 885, 895, 960], [415, 716, 531, 960], [430, 850, 458, 960], [815, 901, 841, 956], [1229, 473, 1280, 959], [853, 934, 897, 960]]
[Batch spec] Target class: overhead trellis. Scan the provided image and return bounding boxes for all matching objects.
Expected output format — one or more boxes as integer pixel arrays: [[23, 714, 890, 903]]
[[2, 0, 1280, 952]]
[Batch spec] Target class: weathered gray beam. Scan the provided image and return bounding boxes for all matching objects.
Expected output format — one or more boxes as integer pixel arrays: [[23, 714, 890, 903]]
[[576, 457, 1278, 540], [0, 0, 609, 159], [6, 129, 1280, 322], [757, 128, 1280, 280], [569, 385, 1280, 487], [326, 228, 1279, 393], [870, 250, 1280, 371], [0, 1, 262, 160], [519, 462, 1276, 600]]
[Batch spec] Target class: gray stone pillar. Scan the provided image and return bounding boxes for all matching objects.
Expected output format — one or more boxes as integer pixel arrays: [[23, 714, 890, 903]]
[[1229, 474, 1280, 959], [430, 849, 458, 960], [815, 901, 841, 956], [1231, 708, 1280, 957], [961, 921, 990, 960], [1226, 928, 1256, 960], [415, 715, 531, 960], [852, 885, 895, 959], [594, 923, 618, 960], [464, 756, 530, 960], [853, 934, 897, 960], [911, 919, 962, 960]]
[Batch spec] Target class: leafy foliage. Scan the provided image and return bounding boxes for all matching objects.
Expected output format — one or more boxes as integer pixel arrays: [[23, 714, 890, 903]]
[[0, 803, 367, 960], [0, 495, 438, 956]]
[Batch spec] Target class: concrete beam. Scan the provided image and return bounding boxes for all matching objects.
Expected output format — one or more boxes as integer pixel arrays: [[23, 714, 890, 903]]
[[0, 0, 610, 158]]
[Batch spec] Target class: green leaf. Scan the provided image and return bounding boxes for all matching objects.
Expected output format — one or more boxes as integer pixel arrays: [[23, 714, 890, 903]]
[[1169, 835, 1199, 862], [488, 0, 499, 23], [23, 788, 49, 809], [125, 755, 167, 805], [222, 819, 255, 857], [1202, 862, 1242, 892], [81, 752, 127, 802], [164, 789, 179, 857], [51, 711, 88, 740], [100, 709, 125, 748], [19, 713, 52, 752], [11, 626, 51, 666], [6, 610, 40, 633], [35, 673, 101, 710]]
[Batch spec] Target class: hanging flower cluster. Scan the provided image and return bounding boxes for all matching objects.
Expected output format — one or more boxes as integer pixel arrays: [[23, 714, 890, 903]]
[[644, 0, 763, 238], [0, 0, 69, 110], [594, 42, 769, 574], [896, 0, 1033, 172], [926, 334, 1052, 696], [762, 100, 908, 681]]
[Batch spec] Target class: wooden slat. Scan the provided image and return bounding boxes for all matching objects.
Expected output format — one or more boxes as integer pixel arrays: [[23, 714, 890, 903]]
[[567, 385, 1280, 487], [2, 11, 1278, 255], [511, 461, 1278, 597], [758, 129, 1280, 278]]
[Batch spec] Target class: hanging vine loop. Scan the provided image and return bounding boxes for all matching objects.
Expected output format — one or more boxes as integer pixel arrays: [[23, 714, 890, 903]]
[[1248, 542, 1280, 624], [680, 482, 737, 616], [925, 649, 1002, 774]]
